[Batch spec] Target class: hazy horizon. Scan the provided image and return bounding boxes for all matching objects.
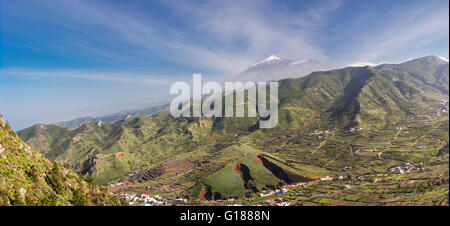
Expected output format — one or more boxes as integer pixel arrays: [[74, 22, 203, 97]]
[[1, 0, 449, 130]]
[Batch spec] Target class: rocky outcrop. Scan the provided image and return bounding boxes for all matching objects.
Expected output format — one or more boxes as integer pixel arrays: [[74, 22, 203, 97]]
[[234, 163, 258, 192]]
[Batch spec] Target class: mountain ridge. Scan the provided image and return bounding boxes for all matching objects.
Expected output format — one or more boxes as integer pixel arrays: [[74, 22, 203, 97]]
[[55, 103, 169, 129], [49, 55, 330, 128], [17, 55, 449, 202]]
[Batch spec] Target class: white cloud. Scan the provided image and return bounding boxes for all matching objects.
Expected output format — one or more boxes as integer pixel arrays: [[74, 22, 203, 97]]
[[0, 68, 177, 85], [3, 0, 446, 75], [438, 56, 449, 62], [345, 3, 449, 64], [169, 0, 341, 61], [346, 62, 380, 67], [346, 61, 399, 67], [21, 0, 341, 75]]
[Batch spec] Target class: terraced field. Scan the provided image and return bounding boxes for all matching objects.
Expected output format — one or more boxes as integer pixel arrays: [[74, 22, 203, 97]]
[[17, 56, 449, 205]]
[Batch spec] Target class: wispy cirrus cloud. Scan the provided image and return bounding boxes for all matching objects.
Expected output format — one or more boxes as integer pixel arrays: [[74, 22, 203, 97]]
[[340, 0, 449, 65], [3, 0, 342, 75], [166, 0, 342, 62], [0, 68, 177, 85], [2, 0, 447, 74]]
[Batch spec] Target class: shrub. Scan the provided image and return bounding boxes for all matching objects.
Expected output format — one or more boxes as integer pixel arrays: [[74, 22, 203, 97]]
[[71, 188, 88, 206], [45, 163, 66, 195]]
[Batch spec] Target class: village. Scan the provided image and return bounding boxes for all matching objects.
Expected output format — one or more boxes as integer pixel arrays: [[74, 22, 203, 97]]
[[105, 99, 448, 207], [111, 160, 427, 206], [113, 182, 305, 206], [117, 192, 189, 206]]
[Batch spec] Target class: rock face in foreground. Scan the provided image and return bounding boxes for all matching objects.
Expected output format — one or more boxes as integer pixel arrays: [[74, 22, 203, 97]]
[[0, 114, 123, 206]]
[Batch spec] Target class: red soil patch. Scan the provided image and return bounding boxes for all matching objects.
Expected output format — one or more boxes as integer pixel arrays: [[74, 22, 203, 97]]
[[164, 160, 195, 172], [233, 163, 244, 177], [198, 187, 207, 200], [255, 154, 263, 164]]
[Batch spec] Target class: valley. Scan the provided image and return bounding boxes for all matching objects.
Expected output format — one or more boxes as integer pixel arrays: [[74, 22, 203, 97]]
[[14, 55, 450, 206]]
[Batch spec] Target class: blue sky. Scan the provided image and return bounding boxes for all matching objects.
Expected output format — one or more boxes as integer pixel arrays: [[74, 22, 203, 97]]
[[1, 0, 449, 130]]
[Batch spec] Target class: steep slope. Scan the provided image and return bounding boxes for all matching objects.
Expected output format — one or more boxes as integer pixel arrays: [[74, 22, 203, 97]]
[[188, 145, 317, 199], [19, 113, 215, 184], [0, 115, 123, 206], [376, 55, 449, 95], [353, 55, 449, 127], [18, 55, 449, 200], [276, 55, 449, 129]]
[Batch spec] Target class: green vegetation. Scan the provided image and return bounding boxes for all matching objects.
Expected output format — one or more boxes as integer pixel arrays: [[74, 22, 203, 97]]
[[0, 115, 123, 206], [16, 55, 449, 205]]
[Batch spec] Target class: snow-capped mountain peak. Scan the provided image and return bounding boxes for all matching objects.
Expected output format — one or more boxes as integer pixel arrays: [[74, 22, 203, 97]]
[[236, 55, 331, 82], [262, 55, 282, 63]]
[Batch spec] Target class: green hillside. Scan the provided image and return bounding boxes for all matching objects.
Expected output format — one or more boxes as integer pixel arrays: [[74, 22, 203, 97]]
[[0, 115, 123, 206], [17, 56, 449, 203]]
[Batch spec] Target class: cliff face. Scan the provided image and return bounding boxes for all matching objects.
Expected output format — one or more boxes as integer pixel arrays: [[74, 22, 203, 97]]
[[0, 114, 123, 206]]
